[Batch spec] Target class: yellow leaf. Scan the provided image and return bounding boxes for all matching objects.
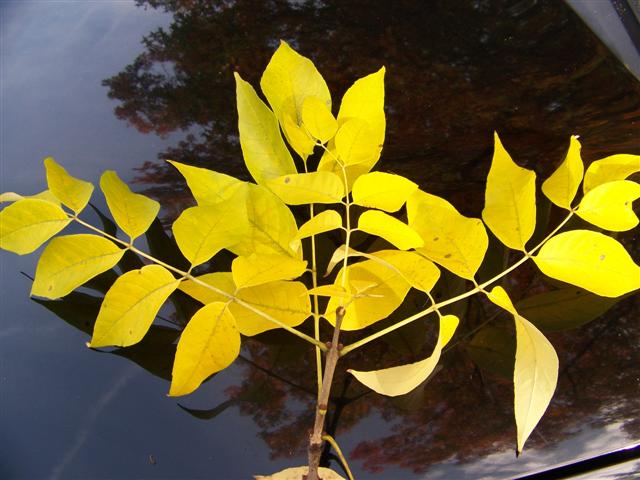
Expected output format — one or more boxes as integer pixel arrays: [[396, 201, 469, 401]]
[[168, 160, 244, 205], [232, 253, 307, 289], [407, 189, 488, 279], [254, 466, 345, 480], [169, 302, 240, 396], [485, 286, 558, 454], [281, 109, 316, 159], [230, 280, 311, 336], [31, 234, 124, 299], [0, 190, 60, 205], [99, 171, 160, 240], [0, 192, 23, 203], [230, 184, 301, 258], [352, 172, 418, 212], [302, 96, 338, 143], [337, 67, 385, 151], [358, 210, 424, 250], [89, 265, 179, 347], [482, 133, 536, 251], [0, 198, 70, 254], [370, 250, 440, 293], [324, 244, 362, 277], [348, 314, 458, 396], [325, 259, 410, 330], [179, 272, 235, 305], [260, 41, 331, 119], [44, 157, 93, 213], [541, 135, 584, 209], [583, 154, 640, 193], [576, 180, 640, 231], [266, 172, 343, 205], [334, 118, 379, 166], [533, 230, 640, 297], [307, 285, 349, 298], [172, 196, 248, 266], [295, 210, 343, 240], [234, 72, 297, 185]]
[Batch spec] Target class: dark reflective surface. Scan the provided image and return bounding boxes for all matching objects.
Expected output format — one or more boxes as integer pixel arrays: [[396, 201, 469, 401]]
[[1, 1, 639, 479]]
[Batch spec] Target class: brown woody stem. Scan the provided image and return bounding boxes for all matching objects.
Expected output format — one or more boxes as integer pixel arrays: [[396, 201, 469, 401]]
[[306, 306, 345, 480]]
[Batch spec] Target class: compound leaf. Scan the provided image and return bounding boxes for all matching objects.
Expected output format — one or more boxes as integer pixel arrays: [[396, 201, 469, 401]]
[[168, 160, 244, 206], [169, 302, 240, 396], [358, 210, 423, 250], [100, 170, 160, 240], [232, 253, 307, 289], [266, 171, 343, 205], [0, 198, 70, 254], [349, 314, 458, 396], [407, 189, 488, 280], [172, 196, 247, 266], [583, 154, 640, 193], [89, 265, 180, 348], [482, 133, 536, 251], [352, 172, 418, 212], [575, 180, 640, 231], [31, 234, 124, 299], [295, 210, 342, 240], [235, 72, 296, 185], [44, 157, 93, 213], [486, 286, 558, 454], [541, 135, 584, 210], [302, 96, 338, 143]]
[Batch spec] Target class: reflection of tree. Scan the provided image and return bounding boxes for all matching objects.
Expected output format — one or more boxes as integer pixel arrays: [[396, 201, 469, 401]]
[[104, 0, 640, 218]]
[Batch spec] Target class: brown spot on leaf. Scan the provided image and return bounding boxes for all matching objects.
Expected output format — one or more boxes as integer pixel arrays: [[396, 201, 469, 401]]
[[444, 253, 452, 259], [284, 176, 291, 184], [599, 254, 606, 261]]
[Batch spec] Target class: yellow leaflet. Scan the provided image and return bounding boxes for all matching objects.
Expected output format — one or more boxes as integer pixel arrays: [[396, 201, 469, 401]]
[[307, 285, 349, 298], [482, 133, 536, 251], [230, 280, 311, 336], [0, 190, 60, 205], [234, 73, 297, 185], [168, 160, 244, 205], [229, 184, 301, 258], [357, 210, 424, 250], [44, 157, 93, 213], [576, 180, 640, 231], [260, 41, 331, 127], [172, 197, 247, 267], [583, 154, 640, 193], [352, 172, 418, 212], [302, 96, 338, 143], [232, 253, 307, 289], [534, 230, 640, 297], [169, 302, 240, 396], [295, 210, 342, 240], [541, 135, 584, 210], [324, 244, 362, 277], [485, 286, 558, 454], [348, 314, 459, 396], [255, 466, 345, 480], [266, 171, 343, 205], [31, 234, 124, 299], [100, 171, 160, 240], [370, 250, 440, 293], [179, 272, 234, 305], [324, 259, 410, 331], [0, 198, 70, 254], [407, 189, 488, 280], [334, 118, 380, 166], [281, 107, 316, 159], [89, 265, 179, 348]]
